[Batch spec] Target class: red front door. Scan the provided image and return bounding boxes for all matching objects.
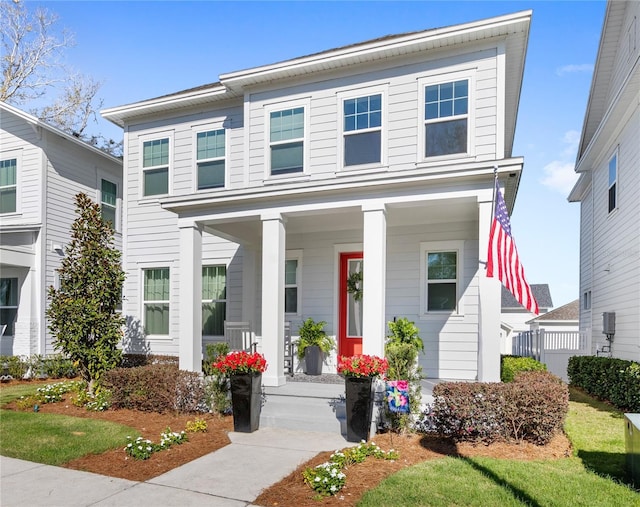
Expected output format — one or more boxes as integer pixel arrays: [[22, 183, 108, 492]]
[[338, 252, 363, 357]]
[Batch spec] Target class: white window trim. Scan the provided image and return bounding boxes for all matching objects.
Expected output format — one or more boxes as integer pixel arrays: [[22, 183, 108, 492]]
[[202, 263, 228, 338], [192, 123, 227, 192], [420, 240, 465, 317], [0, 149, 22, 216], [139, 131, 174, 200], [418, 68, 476, 164], [96, 172, 120, 233], [337, 84, 388, 171], [264, 98, 310, 181], [607, 148, 618, 215], [285, 250, 303, 317], [140, 265, 171, 339]]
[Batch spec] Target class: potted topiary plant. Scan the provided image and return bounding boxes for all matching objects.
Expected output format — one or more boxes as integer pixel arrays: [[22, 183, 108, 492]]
[[296, 318, 335, 375]]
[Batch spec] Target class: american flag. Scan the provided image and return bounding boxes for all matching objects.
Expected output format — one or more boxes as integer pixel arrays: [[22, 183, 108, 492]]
[[487, 178, 539, 314]]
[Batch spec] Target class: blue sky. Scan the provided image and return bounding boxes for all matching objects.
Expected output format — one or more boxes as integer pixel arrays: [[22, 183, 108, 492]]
[[31, 0, 607, 307]]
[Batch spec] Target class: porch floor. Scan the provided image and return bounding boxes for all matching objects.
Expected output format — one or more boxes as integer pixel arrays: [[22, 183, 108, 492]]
[[259, 375, 448, 435]]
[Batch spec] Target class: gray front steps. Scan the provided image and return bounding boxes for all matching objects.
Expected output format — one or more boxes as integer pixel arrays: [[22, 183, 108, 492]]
[[260, 381, 346, 434]]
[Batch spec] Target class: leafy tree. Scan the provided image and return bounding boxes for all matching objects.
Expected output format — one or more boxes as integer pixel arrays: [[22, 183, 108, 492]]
[[0, 0, 122, 156], [47, 193, 125, 392]]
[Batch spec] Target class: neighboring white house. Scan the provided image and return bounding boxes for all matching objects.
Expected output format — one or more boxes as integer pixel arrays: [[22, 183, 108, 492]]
[[103, 11, 532, 386], [500, 284, 553, 355], [526, 299, 580, 334], [0, 101, 123, 357], [569, 0, 640, 361]]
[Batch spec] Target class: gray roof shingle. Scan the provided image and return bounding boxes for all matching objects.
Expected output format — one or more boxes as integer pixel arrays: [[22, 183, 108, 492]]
[[501, 284, 553, 310]]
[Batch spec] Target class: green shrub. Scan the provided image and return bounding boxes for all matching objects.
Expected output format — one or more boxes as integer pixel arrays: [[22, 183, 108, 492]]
[[387, 317, 423, 351], [0, 355, 28, 379], [568, 355, 640, 411], [501, 355, 547, 383], [432, 371, 568, 444], [42, 354, 78, 379], [202, 342, 229, 376], [120, 354, 179, 368], [103, 364, 204, 413]]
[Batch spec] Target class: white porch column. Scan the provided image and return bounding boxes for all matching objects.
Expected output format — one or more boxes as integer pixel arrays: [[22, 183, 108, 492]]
[[241, 245, 257, 325], [178, 221, 202, 373], [362, 205, 387, 357], [261, 214, 286, 387], [477, 199, 501, 381]]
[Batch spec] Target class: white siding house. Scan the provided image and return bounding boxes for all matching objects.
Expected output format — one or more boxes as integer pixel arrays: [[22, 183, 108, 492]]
[[103, 11, 532, 386], [500, 284, 553, 355], [0, 102, 123, 357], [569, 0, 640, 361]]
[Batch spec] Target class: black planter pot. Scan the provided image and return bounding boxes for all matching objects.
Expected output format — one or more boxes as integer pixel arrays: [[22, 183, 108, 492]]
[[345, 376, 374, 442], [304, 345, 323, 375], [229, 372, 262, 433]]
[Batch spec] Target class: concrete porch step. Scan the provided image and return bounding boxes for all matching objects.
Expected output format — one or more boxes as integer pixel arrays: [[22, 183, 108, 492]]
[[261, 381, 346, 434]]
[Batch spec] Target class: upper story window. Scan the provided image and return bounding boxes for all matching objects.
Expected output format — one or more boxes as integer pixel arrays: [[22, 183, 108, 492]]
[[142, 138, 169, 196], [0, 158, 17, 214], [424, 80, 468, 157], [197, 129, 225, 190], [343, 94, 382, 166], [100, 179, 117, 228], [143, 267, 170, 335], [583, 290, 591, 311], [608, 152, 617, 213], [270, 107, 304, 175], [202, 265, 226, 336]]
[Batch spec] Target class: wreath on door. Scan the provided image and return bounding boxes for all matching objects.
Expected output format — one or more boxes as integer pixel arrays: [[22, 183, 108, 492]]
[[346, 270, 363, 301]]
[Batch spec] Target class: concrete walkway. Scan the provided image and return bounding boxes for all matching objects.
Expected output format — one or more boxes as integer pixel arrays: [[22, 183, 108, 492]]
[[0, 427, 349, 507]]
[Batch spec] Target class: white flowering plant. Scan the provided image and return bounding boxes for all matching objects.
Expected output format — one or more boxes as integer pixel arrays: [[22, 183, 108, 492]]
[[125, 436, 156, 460], [302, 462, 346, 497], [302, 440, 399, 497]]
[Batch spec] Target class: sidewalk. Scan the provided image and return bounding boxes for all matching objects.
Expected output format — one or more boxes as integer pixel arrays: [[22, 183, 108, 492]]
[[0, 427, 349, 507]]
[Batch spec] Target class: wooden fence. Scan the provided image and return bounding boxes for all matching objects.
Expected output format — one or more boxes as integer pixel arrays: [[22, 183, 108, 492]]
[[512, 330, 589, 381]]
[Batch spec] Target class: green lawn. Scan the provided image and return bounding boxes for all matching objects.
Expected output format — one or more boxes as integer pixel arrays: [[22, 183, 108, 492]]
[[359, 387, 640, 507], [0, 382, 139, 465]]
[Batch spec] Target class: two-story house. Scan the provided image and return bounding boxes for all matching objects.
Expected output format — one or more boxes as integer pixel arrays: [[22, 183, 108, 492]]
[[103, 11, 532, 386], [569, 0, 640, 361], [0, 101, 123, 357]]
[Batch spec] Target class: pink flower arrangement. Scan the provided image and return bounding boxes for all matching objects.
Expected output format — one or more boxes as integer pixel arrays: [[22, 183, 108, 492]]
[[337, 354, 388, 378], [212, 351, 268, 375]]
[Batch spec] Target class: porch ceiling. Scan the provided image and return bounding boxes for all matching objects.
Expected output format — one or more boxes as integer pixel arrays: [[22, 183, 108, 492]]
[[203, 197, 479, 245]]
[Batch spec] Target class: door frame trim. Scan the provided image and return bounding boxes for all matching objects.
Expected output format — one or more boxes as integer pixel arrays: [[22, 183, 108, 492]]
[[334, 243, 363, 358]]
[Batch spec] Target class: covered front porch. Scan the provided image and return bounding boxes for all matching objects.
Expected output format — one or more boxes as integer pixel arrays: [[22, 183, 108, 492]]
[[169, 176, 503, 386]]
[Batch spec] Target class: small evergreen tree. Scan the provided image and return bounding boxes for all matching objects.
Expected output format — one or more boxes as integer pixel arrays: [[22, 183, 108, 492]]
[[47, 193, 125, 392]]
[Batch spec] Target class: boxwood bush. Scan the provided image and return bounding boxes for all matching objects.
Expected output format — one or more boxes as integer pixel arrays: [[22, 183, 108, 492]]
[[103, 364, 204, 413], [567, 355, 640, 412], [432, 371, 568, 444], [500, 355, 547, 383]]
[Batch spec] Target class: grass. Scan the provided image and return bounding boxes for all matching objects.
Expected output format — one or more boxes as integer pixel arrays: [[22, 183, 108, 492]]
[[359, 387, 640, 507], [0, 382, 139, 466]]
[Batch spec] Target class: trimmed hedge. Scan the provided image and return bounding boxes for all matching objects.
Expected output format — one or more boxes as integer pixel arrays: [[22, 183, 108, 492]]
[[567, 355, 640, 412], [500, 355, 547, 383], [103, 364, 204, 413], [432, 371, 568, 444]]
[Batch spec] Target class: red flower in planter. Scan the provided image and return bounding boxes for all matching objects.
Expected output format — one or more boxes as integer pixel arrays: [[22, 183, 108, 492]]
[[337, 354, 388, 378], [212, 351, 268, 375]]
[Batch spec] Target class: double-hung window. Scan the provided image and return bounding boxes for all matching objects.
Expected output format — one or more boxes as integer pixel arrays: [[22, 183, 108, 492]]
[[343, 94, 382, 166], [197, 129, 225, 190], [421, 241, 463, 314], [608, 152, 617, 213], [285, 256, 300, 314], [0, 158, 17, 214], [424, 80, 469, 157], [0, 278, 18, 336], [142, 138, 169, 196], [101, 179, 117, 227], [270, 107, 304, 175], [143, 268, 170, 335], [202, 265, 226, 336]]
